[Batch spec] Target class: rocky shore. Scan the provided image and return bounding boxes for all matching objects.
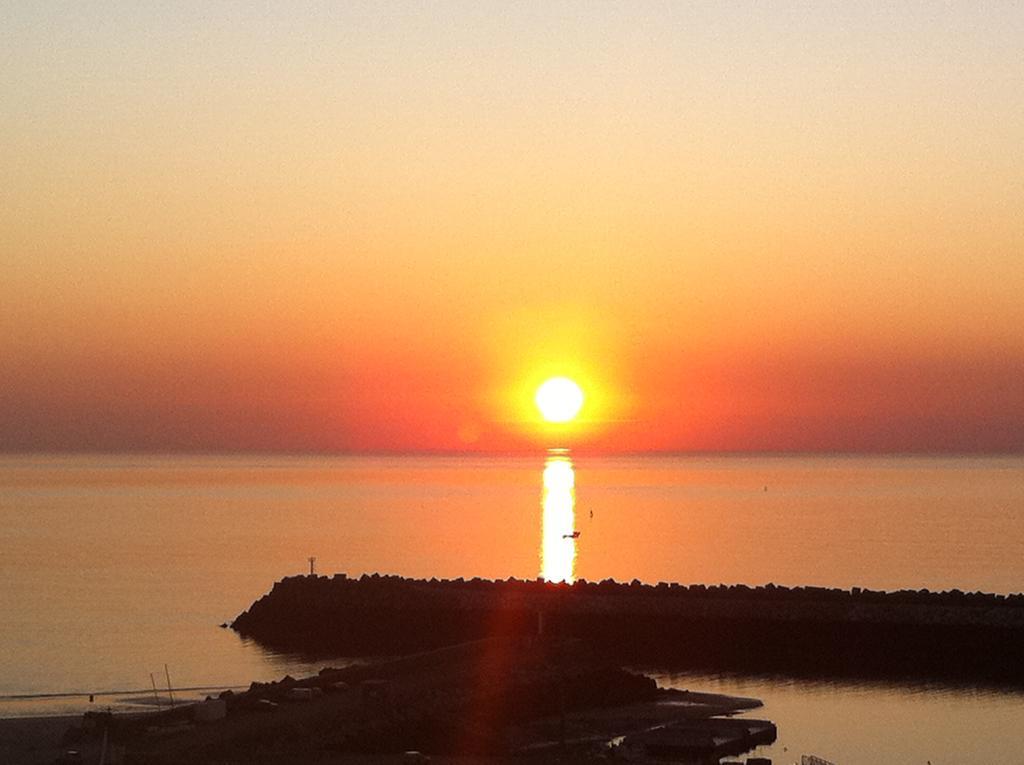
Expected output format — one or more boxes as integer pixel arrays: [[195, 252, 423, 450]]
[[232, 574, 1024, 685], [57, 638, 775, 764]]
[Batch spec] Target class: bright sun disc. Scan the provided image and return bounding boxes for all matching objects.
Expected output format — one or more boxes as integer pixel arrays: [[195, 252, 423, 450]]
[[535, 377, 584, 423]]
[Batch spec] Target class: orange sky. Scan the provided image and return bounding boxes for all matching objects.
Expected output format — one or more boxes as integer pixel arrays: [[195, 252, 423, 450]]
[[2, 3, 1022, 453]]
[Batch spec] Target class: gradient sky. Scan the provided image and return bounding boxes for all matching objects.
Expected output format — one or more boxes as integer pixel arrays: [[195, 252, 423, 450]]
[[2, 2, 1022, 453]]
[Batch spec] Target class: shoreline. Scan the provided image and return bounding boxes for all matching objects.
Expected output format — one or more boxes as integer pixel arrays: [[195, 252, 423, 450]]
[[48, 638, 776, 762], [0, 685, 249, 724]]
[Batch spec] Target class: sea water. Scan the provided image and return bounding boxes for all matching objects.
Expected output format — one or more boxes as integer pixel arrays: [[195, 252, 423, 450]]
[[1, 453, 1022, 761]]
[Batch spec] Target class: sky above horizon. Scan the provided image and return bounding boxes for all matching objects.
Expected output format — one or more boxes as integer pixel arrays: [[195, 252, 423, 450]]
[[2, 2, 1023, 454]]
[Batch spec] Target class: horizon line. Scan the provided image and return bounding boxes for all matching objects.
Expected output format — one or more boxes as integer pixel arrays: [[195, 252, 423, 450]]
[[2, 448, 1022, 460]]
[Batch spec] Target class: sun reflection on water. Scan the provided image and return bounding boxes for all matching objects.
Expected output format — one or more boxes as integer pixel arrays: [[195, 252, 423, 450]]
[[540, 454, 576, 583]]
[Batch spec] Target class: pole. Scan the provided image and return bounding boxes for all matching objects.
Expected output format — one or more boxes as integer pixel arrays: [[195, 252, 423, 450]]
[[164, 664, 175, 707], [150, 673, 161, 708]]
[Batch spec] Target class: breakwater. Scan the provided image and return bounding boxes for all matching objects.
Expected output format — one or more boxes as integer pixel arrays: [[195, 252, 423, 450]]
[[232, 574, 1024, 685]]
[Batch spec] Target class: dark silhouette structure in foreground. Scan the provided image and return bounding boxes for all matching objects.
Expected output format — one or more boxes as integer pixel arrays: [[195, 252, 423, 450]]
[[61, 638, 775, 763], [233, 573, 1024, 686]]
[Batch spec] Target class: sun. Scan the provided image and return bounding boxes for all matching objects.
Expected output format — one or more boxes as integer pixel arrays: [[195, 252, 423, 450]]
[[535, 377, 585, 423]]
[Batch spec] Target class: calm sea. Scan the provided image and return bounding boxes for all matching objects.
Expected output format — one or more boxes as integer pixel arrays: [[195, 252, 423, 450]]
[[2, 453, 1023, 761]]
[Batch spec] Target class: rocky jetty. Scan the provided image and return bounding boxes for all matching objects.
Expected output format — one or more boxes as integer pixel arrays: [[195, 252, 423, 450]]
[[232, 574, 1024, 685]]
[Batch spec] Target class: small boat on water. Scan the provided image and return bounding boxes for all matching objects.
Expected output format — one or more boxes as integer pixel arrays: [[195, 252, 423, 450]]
[[563, 531, 581, 539]]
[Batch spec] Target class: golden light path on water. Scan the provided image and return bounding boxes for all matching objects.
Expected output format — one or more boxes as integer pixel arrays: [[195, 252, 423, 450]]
[[540, 453, 576, 583]]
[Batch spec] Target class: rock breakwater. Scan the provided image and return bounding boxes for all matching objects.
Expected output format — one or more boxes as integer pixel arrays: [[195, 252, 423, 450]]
[[232, 574, 1024, 685]]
